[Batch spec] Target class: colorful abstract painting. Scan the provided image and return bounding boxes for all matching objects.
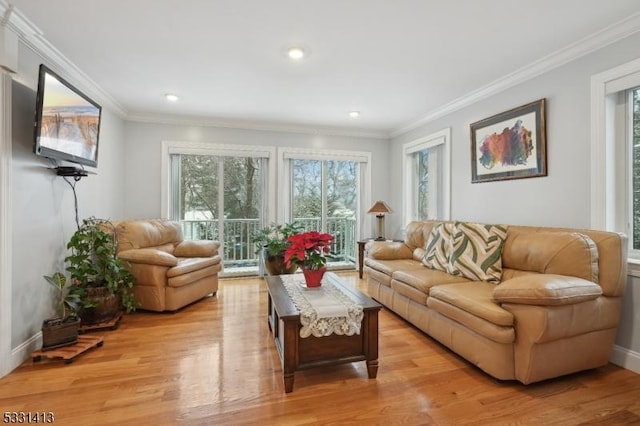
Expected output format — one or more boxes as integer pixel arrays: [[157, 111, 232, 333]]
[[478, 119, 533, 170], [470, 99, 547, 183]]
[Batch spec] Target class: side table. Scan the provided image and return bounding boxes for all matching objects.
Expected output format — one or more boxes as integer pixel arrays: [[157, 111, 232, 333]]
[[357, 239, 404, 279]]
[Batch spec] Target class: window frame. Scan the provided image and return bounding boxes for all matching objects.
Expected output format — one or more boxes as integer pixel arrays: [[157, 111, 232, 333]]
[[161, 141, 277, 223], [277, 147, 372, 242], [591, 57, 640, 269], [402, 128, 451, 224]]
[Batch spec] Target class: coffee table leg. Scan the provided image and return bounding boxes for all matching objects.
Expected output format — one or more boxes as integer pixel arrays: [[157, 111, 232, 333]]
[[282, 320, 298, 393], [357, 241, 366, 279], [366, 359, 379, 379], [284, 373, 295, 393]]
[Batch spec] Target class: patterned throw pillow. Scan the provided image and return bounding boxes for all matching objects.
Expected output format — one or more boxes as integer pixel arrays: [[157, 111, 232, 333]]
[[449, 222, 508, 283], [422, 223, 455, 273]]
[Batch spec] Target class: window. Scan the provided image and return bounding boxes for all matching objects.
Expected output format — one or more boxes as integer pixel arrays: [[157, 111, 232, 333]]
[[279, 148, 371, 270], [630, 88, 640, 250], [591, 58, 640, 261], [402, 128, 451, 224], [161, 142, 276, 276]]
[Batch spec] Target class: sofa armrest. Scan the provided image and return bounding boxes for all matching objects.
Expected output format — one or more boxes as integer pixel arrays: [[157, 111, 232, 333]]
[[493, 274, 602, 306], [118, 248, 178, 267], [173, 240, 220, 257], [366, 241, 413, 260]]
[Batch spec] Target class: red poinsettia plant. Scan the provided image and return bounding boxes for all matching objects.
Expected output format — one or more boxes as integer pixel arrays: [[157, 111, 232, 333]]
[[284, 231, 334, 270]]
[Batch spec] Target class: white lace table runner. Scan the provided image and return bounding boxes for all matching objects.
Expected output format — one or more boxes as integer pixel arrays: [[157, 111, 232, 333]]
[[280, 274, 364, 338]]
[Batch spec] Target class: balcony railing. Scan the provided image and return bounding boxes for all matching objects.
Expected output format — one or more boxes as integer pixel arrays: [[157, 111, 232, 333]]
[[180, 217, 357, 273]]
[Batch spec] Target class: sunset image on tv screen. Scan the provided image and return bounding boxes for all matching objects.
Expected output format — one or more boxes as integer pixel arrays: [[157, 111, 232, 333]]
[[39, 73, 100, 162]]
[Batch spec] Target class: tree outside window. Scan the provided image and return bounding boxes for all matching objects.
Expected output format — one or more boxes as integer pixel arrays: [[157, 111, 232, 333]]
[[632, 88, 640, 249]]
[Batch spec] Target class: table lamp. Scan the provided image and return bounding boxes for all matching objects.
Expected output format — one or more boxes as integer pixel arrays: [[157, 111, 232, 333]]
[[367, 200, 393, 240]]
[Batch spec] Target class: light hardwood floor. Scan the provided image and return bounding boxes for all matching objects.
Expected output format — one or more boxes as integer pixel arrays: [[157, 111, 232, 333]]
[[2, 272, 640, 425]]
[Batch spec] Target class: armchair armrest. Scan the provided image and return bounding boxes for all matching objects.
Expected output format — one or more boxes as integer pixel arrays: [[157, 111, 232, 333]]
[[118, 248, 178, 267], [493, 274, 602, 306], [173, 240, 220, 257], [366, 241, 413, 260]]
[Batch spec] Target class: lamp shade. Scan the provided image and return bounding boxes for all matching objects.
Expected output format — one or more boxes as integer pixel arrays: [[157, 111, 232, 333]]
[[367, 200, 393, 215]]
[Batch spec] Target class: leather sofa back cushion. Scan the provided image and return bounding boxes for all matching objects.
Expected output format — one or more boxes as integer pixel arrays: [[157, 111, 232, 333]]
[[404, 221, 434, 250], [502, 231, 599, 282], [115, 219, 184, 252]]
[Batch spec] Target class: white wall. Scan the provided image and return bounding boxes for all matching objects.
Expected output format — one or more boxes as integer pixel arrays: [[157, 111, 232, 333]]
[[389, 32, 640, 236], [122, 121, 390, 223], [8, 41, 126, 365], [388, 32, 640, 362]]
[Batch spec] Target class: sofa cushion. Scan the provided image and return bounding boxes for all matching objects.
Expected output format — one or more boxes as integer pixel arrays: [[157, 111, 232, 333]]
[[118, 248, 178, 267], [366, 241, 413, 260], [493, 274, 602, 306], [502, 230, 599, 283], [429, 282, 514, 327], [115, 219, 183, 252], [422, 222, 455, 273], [174, 240, 220, 257], [404, 221, 432, 250], [167, 256, 222, 278], [392, 267, 470, 294], [364, 258, 424, 277]]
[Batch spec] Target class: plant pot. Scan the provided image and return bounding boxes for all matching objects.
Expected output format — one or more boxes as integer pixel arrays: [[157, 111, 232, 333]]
[[79, 287, 121, 325], [302, 267, 326, 288], [41, 317, 80, 350], [264, 253, 298, 275]]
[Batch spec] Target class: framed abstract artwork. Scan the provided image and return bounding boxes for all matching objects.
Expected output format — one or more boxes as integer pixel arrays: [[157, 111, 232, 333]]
[[470, 99, 547, 183]]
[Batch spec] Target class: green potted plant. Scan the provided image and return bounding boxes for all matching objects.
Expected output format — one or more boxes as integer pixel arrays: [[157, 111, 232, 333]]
[[253, 222, 304, 275], [65, 217, 136, 324], [41, 272, 85, 350]]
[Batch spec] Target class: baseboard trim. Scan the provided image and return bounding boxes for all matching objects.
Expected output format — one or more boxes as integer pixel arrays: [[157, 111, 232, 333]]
[[10, 332, 41, 372], [610, 344, 640, 374]]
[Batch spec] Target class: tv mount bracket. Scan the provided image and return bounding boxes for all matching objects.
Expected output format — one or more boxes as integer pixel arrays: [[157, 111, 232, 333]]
[[55, 166, 88, 177]]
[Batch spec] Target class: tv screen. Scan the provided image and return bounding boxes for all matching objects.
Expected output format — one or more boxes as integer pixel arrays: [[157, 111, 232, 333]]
[[33, 64, 102, 168]]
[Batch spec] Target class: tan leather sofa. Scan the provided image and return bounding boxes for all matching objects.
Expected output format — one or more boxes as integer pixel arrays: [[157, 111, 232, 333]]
[[113, 219, 222, 312], [365, 220, 627, 384]]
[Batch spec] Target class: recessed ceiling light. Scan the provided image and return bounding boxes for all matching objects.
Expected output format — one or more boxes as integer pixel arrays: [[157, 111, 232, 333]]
[[349, 111, 360, 118], [287, 47, 305, 60], [165, 93, 179, 102]]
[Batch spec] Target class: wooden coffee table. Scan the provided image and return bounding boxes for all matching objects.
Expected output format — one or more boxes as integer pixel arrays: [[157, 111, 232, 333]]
[[265, 272, 382, 393]]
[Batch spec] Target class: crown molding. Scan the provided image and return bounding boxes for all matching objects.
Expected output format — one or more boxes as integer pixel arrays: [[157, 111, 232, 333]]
[[0, 1, 128, 118], [5, 1, 639, 139], [391, 11, 640, 138], [1, 1, 388, 139], [126, 112, 391, 140]]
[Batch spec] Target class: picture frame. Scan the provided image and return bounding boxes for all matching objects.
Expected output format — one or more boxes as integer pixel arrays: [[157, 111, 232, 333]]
[[470, 98, 546, 183]]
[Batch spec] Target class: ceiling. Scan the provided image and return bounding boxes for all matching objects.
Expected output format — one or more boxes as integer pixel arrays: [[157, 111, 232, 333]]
[[6, 0, 640, 137]]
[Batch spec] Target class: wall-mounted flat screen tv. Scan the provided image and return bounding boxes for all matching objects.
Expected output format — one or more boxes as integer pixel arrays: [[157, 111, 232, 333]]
[[33, 64, 102, 168]]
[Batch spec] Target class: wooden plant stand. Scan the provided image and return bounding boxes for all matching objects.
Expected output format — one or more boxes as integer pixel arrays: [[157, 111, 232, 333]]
[[32, 335, 104, 364], [79, 311, 123, 333]]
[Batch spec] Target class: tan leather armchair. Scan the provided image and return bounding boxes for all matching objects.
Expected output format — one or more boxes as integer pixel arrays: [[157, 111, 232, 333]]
[[113, 219, 222, 312]]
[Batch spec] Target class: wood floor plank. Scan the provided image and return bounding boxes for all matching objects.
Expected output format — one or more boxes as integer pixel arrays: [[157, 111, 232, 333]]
[[1, 272, 639, 425]]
